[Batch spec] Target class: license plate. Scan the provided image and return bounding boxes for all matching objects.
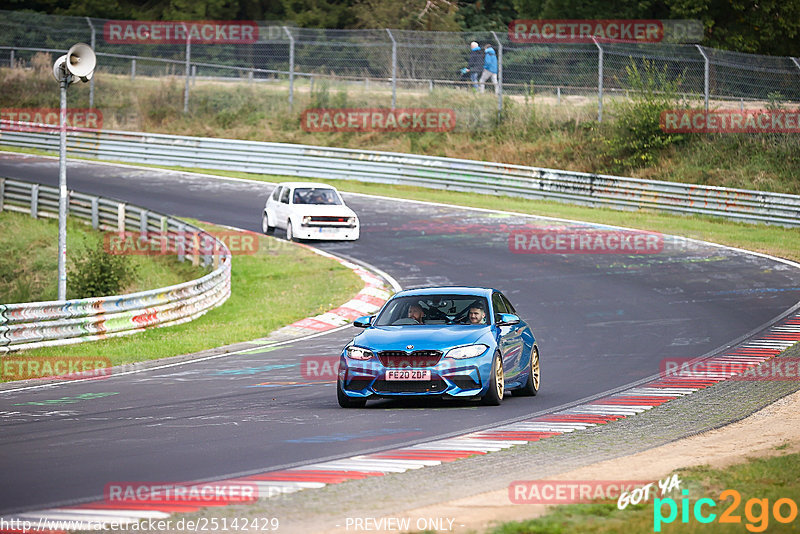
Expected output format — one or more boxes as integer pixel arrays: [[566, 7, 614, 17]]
[[317, 227, 340, 234], [386, 369, 431, 381]]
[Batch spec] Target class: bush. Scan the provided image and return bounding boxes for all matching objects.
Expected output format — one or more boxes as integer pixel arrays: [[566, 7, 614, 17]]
[[69, 241, 138, 298], [606, 60, 689, 173]]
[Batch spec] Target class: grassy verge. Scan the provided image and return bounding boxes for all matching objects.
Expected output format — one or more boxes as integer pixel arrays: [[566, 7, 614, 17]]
[[2, 61, 798, 194], [489, 448, 800, 533], [13, 220, 362, 367], [0, 210, 203, 303]]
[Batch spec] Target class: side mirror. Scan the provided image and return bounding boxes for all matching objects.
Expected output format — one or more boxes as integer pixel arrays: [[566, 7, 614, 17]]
[[497, 313, 520, 326], [353, 315, 373, 328]]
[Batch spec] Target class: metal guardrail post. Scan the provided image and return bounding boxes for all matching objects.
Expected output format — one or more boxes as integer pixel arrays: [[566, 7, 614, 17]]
[[283, 26, 295, 112], [491, 31, 503, 119], [177, 222, 186, 262], [140, 209, 148, 234], [117, 203, 126, 232], [0, 178, 4, 212], [31, 183, 39, 218], [91, 197, 99, 228], [386, 29, 397, 110], [183, 24, 191, 114], [85, 17, 96, 109], [696, 45, 709, 112], [593, 38, 603, 123]]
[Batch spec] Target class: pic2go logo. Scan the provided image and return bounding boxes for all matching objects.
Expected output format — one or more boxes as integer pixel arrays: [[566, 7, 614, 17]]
[[654, 489, 799, 532]]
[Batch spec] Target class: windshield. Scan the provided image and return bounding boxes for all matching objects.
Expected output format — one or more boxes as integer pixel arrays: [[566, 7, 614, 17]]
[[292, 188, 342, 205], [375, 294, 490, 326]]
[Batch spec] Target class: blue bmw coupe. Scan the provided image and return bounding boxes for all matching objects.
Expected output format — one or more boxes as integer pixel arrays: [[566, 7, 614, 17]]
[[337, 287, 540, 407]]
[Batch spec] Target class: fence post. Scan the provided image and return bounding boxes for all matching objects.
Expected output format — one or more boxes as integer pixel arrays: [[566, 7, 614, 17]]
[[9, 49, 14, 68], [85, 17, 96, 108], [283, 26, 295, 111], [140, 209, 149, 234], [117, 203, 126, 233], [593, 38, 603, 123], [183, 24, 191, 113], [491, 31, 504, 119], [557, 86, 561, 105], [191, 64, 197, 86], [695, 44, 709, 112], [131, 58, 136, 80], [0, 177, 4, 212], [91, 197, 99, 229], [31, 183, 39, 218], [386, 29, 397, 110]]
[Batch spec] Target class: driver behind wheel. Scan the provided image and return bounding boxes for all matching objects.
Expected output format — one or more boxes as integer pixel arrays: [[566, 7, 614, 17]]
[[466, 305, 486, 324]]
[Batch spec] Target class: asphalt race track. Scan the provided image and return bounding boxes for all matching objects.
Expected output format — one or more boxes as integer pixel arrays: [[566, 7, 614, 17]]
[[1, 153, 800, 515]]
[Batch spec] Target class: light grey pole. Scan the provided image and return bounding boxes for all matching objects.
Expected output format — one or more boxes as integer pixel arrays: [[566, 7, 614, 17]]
[[696, 44, 709, 112], [131, 58, 136, 80], [283, 26, 295, 111], [9, 49, 14, 68], [86, 17, 96, 108], [491, 31, 503, 118], [386, 29, 397, 109], [184, 24, 191, 113], [57, 78, 68, 301], [792, 57, 800, 72], [593, 38, 603, 123]]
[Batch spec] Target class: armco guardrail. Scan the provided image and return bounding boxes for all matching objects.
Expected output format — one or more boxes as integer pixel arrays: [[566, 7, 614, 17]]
[[0, 177, 231, 353], [1, 123, 799, 226]]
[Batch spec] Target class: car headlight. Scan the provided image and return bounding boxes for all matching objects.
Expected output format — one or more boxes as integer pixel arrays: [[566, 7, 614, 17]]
[[445, 344, 489, 359], [346, 346, 374, 360], [302, 216, 311, 225]]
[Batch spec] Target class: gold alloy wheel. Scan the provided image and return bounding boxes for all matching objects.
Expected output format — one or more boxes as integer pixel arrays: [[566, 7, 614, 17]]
[[531, 347, 540, 390], [495, 355, 504, 399]]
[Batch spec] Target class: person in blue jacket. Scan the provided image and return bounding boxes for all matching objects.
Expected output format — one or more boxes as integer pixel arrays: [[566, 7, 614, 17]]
[[480, 44, 498, 94]]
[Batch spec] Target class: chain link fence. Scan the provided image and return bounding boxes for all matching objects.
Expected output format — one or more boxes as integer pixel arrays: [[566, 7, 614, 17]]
[[1, 9, 799, 127]]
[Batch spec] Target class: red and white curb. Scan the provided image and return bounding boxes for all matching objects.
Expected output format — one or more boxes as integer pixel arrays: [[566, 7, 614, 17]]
[[6, 314, 799, 531]]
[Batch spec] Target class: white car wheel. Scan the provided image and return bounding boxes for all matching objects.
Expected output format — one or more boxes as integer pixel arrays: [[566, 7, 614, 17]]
[[286, 221, 295, 241], [262, 212, 274, 234]]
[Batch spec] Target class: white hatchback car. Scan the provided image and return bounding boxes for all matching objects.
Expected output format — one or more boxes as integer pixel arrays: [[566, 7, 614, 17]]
[[262, 182, 360, 241]]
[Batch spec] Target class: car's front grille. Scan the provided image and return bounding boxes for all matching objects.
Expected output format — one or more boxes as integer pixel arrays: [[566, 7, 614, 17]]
[[373, 379, 446, 393], [378, 350, 443, 368], [305, 216, 354, 227]]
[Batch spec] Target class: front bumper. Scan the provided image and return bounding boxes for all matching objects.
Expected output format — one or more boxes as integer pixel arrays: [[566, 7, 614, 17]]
[[296, 225, 359, 241], [338, 355, 491, 399]]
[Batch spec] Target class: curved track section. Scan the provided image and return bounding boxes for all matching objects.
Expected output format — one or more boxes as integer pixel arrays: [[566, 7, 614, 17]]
[[1, 154, 799, 515]]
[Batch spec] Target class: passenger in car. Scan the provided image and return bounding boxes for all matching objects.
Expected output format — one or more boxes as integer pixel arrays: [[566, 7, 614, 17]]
[[408, 303, 426, 324]]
